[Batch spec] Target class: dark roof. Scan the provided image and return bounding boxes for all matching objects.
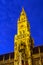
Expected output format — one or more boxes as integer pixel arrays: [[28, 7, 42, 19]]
[[33, 45, 43, 54], [0, 52, 14, 60], [0, 45, 43, 56]]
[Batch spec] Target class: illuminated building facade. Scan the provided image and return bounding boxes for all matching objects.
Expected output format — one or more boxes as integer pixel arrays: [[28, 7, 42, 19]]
[[0, 8, 43, 65]]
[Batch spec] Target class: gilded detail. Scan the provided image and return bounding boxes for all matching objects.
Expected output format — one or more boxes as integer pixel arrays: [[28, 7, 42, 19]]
[[14, 8, 34, 65]]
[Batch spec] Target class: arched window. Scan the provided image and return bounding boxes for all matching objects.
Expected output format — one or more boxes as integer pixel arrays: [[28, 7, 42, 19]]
[[22, 60, 24, 65]]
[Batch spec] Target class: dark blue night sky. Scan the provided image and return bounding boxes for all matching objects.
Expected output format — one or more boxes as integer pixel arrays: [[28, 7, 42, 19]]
[[0, 0, 43, 55]]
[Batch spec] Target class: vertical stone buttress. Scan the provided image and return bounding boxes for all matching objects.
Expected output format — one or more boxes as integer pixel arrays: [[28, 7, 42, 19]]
[[14, 8, 34, 65]]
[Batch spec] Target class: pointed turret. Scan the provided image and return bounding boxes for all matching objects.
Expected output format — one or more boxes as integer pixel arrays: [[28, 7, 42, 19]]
[[18, 8, 27, 23], [20, 8, 26, 16], [17, 8, 30, 35]]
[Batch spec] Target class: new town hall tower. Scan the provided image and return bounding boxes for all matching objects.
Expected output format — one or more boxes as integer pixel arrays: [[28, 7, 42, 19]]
[[14, 8, 34, 65], [0, 8, 43, 65]]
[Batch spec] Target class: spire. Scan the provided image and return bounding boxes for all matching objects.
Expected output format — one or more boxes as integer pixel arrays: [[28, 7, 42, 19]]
[[18, 7, 27, 23], [20, 7, 26, 16]]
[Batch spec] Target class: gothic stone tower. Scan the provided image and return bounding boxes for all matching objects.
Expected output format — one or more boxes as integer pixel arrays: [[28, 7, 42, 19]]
[[14, 8, 34, 65]]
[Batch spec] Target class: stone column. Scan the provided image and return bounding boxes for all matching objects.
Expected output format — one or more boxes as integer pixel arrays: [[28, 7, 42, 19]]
[[19, 53, 22, 65], [3, 55, 4, 62], [38, 47, 42, 65]]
